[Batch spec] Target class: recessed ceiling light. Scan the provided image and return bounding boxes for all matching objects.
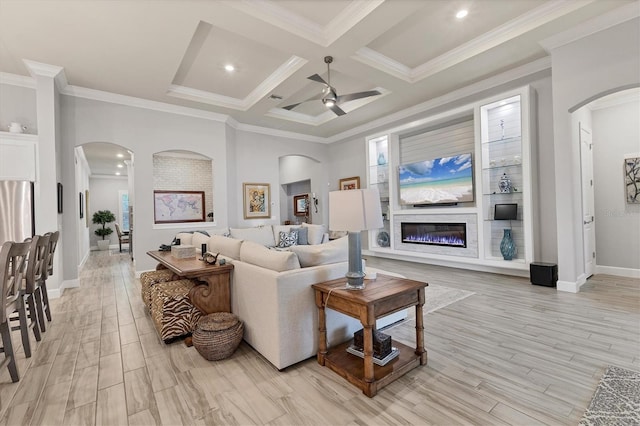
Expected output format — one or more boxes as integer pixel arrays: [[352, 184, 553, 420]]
[[117, 153, 124, 158], [456, 9, 468, 19], [117, 164, 123, 168], [224, 64, 235, 72]]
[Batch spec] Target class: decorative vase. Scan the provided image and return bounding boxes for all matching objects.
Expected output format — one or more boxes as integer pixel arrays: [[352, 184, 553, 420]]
[[499, 173, 512, 193], [500, 229, 517, 260], [377, 152, 387, 165]]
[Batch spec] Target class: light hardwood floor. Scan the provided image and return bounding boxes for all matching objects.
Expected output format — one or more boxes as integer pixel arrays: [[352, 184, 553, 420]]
[[0, 250, 638, 425]]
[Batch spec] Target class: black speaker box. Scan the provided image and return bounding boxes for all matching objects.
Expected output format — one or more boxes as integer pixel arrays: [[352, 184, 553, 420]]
[[530, 262, 558, 287]]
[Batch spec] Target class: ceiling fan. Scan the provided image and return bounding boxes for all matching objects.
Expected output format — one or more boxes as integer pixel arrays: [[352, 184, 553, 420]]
[[282, 56, 381, 116]]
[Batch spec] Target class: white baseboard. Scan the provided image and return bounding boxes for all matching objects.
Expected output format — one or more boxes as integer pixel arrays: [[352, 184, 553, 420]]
[[48, 278, 80, 299], [595, 265, 640, 278], [78, 250, 90, 268], [557, 280, 579, 293]]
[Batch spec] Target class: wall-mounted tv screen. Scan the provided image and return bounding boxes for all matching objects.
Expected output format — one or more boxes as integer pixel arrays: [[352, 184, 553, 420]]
[[399, 153, 474, 206], [494, 203, 518, 220]]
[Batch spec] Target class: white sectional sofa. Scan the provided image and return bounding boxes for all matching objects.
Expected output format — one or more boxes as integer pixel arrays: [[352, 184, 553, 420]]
[[173, 224, 407, 370]]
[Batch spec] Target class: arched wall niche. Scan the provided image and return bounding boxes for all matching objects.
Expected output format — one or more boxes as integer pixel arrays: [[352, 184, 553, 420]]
[[279, 154, 324, 225]]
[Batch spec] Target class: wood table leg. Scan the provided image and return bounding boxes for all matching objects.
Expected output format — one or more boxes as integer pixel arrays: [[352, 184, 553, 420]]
[[315, 290, 327, 365], [362, 324, 376, 396], [188, 272, 231, 314], [415, 300, 427, 365]]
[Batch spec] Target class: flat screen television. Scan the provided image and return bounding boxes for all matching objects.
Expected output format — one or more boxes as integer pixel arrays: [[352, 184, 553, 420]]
[[399, 153, 474, 206], [494, 203, 518, 220]]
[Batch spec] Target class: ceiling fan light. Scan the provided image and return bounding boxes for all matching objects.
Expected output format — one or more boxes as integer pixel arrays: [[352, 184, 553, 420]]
[[323, 99, 335, 107]]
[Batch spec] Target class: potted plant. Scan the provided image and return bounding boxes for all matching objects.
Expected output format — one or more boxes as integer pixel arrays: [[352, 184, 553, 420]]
[[92, 210, 115, 250]]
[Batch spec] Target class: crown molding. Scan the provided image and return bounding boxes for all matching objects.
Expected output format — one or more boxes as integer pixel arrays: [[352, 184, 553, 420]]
[[0, 72, 35, 89], [62, 84, 229, 122], [234, 122, 326, 143], [327, 56, 551, 143], [223, 0, 383, 47], [540, 1, 640, 52], [354, 0, 593, 83], [23, 59, 68, 90], [167, 55, 307, 110]]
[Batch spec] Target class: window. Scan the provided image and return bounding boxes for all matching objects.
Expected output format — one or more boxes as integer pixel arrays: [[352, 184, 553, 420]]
[[119, 190, 129, 231]]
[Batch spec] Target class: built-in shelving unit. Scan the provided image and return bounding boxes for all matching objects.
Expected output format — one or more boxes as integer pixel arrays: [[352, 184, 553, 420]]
[[0, 132, 38, 181], [364, 86, 535, 275]]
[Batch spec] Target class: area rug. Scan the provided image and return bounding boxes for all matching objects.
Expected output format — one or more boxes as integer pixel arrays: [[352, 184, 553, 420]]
[[579, 365, 640, 426]]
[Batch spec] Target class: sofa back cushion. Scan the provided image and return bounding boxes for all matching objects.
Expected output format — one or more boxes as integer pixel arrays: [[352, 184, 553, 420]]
[[191, 232, 210, 252], [301, 223, 326, 245], [240, 241, 301, 272], [230, 226, 276, 247], [288, 236, 348, 267], [207, 235, 242, 260]]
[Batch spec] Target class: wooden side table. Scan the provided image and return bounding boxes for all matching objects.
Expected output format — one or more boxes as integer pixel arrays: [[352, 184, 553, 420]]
[[312, 274, 428, 397]]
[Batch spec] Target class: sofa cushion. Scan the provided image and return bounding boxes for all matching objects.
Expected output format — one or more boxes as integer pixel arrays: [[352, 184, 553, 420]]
[[207, 235, 242, 260], [301, 223, 326, 245], [294, 226, 308, 245], [230, 226, 276, 247], [277, 231, 298, 248], [288, 236, 348, 267], [191, 232, 210, 253], [240, 241, 300, 272]]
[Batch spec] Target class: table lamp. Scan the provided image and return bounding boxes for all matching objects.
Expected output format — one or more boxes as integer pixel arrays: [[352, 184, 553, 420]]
[[329, 188, 383, 289]]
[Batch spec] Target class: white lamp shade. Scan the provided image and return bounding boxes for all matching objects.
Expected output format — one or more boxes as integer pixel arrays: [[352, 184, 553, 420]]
[[329, 189, 383, 232]]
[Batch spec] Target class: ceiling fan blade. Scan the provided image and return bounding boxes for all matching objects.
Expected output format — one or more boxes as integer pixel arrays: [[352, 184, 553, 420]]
[[308, 74, 328, 85], [282, 93, 324, 110], [336, 90, 381, 103], [328, 104, 346, 116]]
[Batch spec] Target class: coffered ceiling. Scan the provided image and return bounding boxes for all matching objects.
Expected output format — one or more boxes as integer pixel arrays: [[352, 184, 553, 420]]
[[0, 0, 634, 139]]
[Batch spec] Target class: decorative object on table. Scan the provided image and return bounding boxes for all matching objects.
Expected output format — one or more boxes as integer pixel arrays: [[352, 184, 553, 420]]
[[201, 243, 207, 255], [92, 210, 115, 251], [242, 183, 271, 219], [202, 251, 219, 265], [192, 312, 244, 361], [339, 176, 360, 190], [500, 228, 517, 260], [376, 231, 390, 247], [499, 172, 512, 193], [8, 122, 27, 133], [353, 329, 392, 358], [153, 190, 205, 224], [377, 152, 387, 165], [329, 188, 383, 289], [346, 345, 399, 366], [293, 194, 309, 216], [218, 258, 226, 266], [56, 183, 63, 214], [624, 156, 640, 204], [171, 244, 196, 259]]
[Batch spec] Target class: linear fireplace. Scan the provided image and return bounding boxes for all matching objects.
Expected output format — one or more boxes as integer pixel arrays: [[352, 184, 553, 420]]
[[401, 222, 467, 248]]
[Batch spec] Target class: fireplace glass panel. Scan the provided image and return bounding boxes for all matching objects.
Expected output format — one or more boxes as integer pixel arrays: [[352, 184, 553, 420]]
[[401, 222, 467, 248]]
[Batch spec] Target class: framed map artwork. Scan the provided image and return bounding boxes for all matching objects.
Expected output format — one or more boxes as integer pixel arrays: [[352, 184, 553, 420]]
[[153, 190, 205, 224]]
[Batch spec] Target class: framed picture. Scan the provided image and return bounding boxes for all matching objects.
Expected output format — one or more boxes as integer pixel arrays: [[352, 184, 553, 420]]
[[625, 156, 639, 204], [243, 183, 271, 219], [153, 190, 205, 224], [339, 176, 360, 190], [85, 190, 90, 227], [79, 192, 83, 219], [57, 183, 63, 214], [293, 194, 309, 216]]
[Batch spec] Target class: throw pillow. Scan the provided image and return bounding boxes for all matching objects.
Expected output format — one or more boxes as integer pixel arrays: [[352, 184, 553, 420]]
[[289, 236, 348, 267], [277, 230, 298, 248], [301, 223, 326, 245], [293, 226, 308, 245]]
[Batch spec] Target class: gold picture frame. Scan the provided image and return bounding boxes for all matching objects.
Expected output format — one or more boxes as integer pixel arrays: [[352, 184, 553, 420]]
[[243, 183, 271, 219], [339, 176, 360, 190]]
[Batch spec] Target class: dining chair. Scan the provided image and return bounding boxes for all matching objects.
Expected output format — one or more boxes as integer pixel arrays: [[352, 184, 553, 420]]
[[20, 235, 50, 343], [0, 241, 31, 382], [37, 230, 59, 330], [115, 223, 130, 252]]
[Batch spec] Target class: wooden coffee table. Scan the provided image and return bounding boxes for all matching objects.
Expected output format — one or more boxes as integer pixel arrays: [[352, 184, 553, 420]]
[[312, 274, 428, 397]]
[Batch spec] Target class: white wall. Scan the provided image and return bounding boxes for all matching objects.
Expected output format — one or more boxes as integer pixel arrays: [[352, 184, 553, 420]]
[[548, 17, 640, 290], [74, 147, 91, 264], [592, 97, 640, 269], [0, 83, 37, 133], [88, 176, 128, 248]]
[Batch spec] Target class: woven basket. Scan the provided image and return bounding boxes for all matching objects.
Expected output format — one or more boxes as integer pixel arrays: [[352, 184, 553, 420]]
[[193, 312, 244, 361]]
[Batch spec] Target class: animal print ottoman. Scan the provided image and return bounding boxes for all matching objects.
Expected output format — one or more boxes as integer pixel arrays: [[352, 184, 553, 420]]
[[150, 279, 203, 342], [140, 269, 176, 310]]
